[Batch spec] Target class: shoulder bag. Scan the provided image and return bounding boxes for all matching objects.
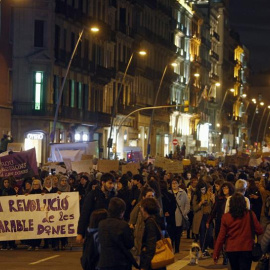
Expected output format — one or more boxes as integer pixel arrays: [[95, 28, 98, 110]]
[[150, 218, 175, 269], [250, 210, 262, 262]]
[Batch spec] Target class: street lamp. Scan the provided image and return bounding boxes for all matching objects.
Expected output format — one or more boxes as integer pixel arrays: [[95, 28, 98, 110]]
[[107, 50, 147, 159], [115, 105, 182, 159], [216, 88, 235, 127], [256, 105, 270, 144], [50, 26, 99, 143], [146, 62, 177, 159], [263, 106, 270, 142], [249, 100, 264, 144]]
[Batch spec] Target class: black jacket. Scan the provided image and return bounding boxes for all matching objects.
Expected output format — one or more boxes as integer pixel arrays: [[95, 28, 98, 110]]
[[140, 216, 166, 270], [77, 187, 115, 237], [98, 217, 138, 268]]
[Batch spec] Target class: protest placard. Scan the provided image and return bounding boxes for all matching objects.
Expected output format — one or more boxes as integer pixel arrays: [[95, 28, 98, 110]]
[[0, 148, 38, 186], [249, 157, 262, 167], [0, 192, 80, 241], [97, 160, 119, 173], [81, 154, 93, 160], [164, 160, 183, 174], [71, 160, 93, 174], [122, 163, 140, 175]]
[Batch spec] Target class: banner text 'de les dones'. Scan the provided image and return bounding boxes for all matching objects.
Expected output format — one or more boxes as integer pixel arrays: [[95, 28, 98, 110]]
[[0, 192, 80, 241]]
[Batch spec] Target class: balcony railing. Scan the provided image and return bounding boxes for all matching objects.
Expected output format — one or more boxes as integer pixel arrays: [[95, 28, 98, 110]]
[[12, 102, 111, 125], [211, 31, 220, 41], [210, 50, 219, 61]]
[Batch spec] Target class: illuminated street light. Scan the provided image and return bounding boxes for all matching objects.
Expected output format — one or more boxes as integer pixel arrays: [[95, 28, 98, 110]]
[[146, 62, 178, 158], [194, 73, 200, 77], [242, 93, 247, 98], [230, 88, 235, 93], [50, 26, 99, 143], [260, 102, 265, 106], [107, 49, 147, 159], [215, 82, 221, 87]]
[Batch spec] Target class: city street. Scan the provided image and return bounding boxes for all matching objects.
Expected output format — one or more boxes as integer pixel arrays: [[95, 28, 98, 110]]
[[0, 235, 258, 270]]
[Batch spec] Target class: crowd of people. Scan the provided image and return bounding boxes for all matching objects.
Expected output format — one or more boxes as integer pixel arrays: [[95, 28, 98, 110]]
[[1, 161, 270, 270]]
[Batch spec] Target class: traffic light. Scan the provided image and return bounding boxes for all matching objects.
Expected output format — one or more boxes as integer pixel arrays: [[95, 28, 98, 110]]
[[127, 152, 132, 161]]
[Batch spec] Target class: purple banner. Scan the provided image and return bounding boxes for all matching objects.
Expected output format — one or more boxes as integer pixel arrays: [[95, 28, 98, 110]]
[[0, 148, 38, 186]]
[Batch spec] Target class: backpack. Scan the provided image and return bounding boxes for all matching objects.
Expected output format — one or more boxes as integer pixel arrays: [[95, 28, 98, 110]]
[[81, 230, 99, 270], [264, 195, 270, 218]]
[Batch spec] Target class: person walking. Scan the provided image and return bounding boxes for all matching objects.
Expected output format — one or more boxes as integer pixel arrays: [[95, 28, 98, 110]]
[[98, 197, 139, 270], [213, 193, 263, 270], [140, 197, 167, 270], [170, 178, 190, 253]]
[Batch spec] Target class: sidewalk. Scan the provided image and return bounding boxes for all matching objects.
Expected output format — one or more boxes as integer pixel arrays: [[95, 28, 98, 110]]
[[168, 236, 258, 270]]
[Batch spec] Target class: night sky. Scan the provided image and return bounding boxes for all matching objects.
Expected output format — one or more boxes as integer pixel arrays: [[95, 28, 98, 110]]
[[229, 0, 270, 73]]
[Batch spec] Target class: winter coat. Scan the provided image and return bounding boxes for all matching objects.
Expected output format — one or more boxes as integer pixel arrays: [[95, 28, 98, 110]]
[[213, 211, 263, 259], [161, 190, 176, 227], [98, 217, 138, 269], [129, 202, 144, 256], [77, 187, 115, 237], [261, 223, 270, 269], [140, 216, 166, 270], [192, 194, 212, 234], [81, 228, 99, 270], [170, 189, 190, 227]]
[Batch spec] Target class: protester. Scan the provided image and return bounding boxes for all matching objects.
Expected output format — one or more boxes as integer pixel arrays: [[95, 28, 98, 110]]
[[98, 197, 138, 270], [76, 173, 116, 243], [192, 180, 213, 258], [213, 193, 263, 270], [0, 134, 13, 153], [0, 177, 16, 250], [129, 187, 155, 257], [81, 209, 108, 270], [170, 178, 190, 253], [140, 197, 166, 270]]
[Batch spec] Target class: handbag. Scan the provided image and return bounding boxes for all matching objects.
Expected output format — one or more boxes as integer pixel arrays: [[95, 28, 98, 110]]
[[255, 255, 269, 270], [249, 210, 262, 262], [150, 218, 175, 269]]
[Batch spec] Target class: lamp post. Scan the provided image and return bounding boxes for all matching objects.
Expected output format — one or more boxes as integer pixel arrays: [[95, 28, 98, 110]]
[[263, 106, 270, 143], [146, 63, 178, 159], [257, 105, 270, 144], [249, 101, 263, 145], [115, 105, 182, 158], [50, 26, 99, 143], [107, 50, 146, 159], [216, 88, 235, 127]]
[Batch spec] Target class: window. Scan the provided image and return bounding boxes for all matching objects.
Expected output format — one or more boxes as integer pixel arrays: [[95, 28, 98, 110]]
[[77, 82, 82, 109], [34, 72, 44, 110], [70, 80, 75, 108], [34, 20, 44, 47]]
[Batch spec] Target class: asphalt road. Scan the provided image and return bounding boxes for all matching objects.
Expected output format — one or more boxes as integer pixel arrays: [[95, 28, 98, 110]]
[[0, 236, 259, 270]]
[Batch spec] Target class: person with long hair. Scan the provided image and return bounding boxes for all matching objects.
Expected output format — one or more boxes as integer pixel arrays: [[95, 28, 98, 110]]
[[207, 182, 234, 265], [213, 193, 263, 270], [169, 178, 190, 253], [192, 180, 213, 257], [81, 209, 108, 270], [140, 197, 166, 270]]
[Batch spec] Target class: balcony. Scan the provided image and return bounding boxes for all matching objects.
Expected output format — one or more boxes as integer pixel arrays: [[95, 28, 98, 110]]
[[211, 31, 220, 42], [176, 23, 187, 35], [210, 72, 219, 81], [210, 50, 219, 61], [12, 102, 111, 125], [176, 47, 187, 59], [90, 63, 116, 85]]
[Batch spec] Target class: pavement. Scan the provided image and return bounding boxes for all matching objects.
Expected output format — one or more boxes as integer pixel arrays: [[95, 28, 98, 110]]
[[168, 233, 258, 270], [0, 234, 259, 269]]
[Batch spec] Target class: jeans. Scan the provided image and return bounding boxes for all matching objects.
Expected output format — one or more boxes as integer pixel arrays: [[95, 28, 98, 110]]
[[199, 214, 211, 252], [226, 251, 252, 270]]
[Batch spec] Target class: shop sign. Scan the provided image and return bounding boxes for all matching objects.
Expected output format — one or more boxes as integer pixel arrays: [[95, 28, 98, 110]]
[[27, 132, 44, 140]]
